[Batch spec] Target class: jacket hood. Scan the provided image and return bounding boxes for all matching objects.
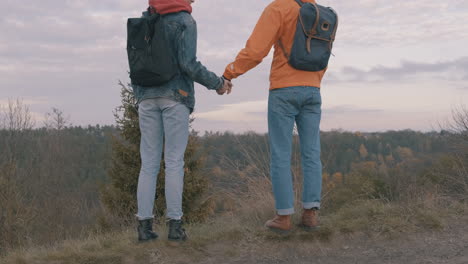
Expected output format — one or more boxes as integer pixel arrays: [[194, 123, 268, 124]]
[[149, 0, 192, 15]]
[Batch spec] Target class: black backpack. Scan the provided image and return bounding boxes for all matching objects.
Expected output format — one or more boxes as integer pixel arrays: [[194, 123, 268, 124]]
[[279, 0, 338, 72], [126, 8, 177, 87]]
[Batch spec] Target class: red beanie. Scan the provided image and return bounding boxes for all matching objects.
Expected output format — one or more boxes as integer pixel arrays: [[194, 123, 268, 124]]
[[149, 0, 192, 15]]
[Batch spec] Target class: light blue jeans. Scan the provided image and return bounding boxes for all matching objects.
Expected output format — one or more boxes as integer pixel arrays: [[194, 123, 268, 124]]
[[268, 86, 322, 215], [136, 98, 190, 220]]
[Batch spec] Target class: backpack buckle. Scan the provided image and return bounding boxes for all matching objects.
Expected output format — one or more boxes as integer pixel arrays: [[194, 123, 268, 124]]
[[321, 22, 330, 31]]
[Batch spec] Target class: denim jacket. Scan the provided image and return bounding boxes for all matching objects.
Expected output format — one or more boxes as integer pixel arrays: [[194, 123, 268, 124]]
[[132, 11, 223, 113]]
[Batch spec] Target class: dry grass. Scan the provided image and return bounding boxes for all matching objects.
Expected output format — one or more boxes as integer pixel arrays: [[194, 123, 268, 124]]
[[1, 218, 250, 264], [2, 176, 467, 264], [3, 149, 467, 263], [3, 199, 465, 264]]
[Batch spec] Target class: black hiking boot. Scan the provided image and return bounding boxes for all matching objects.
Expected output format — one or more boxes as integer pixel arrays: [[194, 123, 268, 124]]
[[137, 218, 158, 242], [167, 219, 187, 244]]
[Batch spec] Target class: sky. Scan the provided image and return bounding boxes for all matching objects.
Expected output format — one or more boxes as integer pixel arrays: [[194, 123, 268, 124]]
[[1, 0, 467, 133]]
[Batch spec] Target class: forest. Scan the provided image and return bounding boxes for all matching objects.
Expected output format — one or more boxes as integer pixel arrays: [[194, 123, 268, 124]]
[[0, 99, 466, 256]]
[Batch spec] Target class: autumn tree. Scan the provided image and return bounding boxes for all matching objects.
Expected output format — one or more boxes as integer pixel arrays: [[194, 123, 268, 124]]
[[359, 144, 368, 159]]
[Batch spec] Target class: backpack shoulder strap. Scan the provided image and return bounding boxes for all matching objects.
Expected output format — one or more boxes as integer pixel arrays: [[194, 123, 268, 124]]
[[329, 7, 339, 42], [278, 0, 320, 59], [277, 0, 308, 59], [297, 2, 320, 53], [327, 7, 339, 52], [304, 3, 320, 36]]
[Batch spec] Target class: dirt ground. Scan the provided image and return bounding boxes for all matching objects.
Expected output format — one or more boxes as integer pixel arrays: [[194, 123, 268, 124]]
[[228, 229, 468, 264], [3, 216, 467, 264], [152, 216, 468, 264]]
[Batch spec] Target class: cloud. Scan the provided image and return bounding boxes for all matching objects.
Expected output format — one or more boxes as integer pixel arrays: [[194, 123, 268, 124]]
[[324, 105, 383, 115], [194, 102, 447, 133], [329, 0, 468, 45], [195, 100, 267, 122], [320, 109, 448, 132], [328, 57, 468, 83], [0, 0, 466, 131], [195, 101, 384, 123], [0, 98, 49, 107]]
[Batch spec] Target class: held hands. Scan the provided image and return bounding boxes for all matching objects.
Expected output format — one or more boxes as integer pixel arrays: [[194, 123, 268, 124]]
[[217, 78, 233, 95]]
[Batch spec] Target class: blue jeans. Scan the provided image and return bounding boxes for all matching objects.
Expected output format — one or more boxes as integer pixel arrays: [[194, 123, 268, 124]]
[[268, 86, 322, 215], [136, 98, 190, 220]]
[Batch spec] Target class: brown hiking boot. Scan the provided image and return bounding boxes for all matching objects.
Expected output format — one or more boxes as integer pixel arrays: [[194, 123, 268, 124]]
[[265, 214, 292, 234], [300, 209, 319, 231]]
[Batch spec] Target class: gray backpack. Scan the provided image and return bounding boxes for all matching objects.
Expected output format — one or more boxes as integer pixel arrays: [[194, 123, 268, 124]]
[[279, 0, 338, 72]]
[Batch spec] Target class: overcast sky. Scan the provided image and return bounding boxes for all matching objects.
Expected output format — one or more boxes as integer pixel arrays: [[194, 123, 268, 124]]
[[1, 0, 467, 132]]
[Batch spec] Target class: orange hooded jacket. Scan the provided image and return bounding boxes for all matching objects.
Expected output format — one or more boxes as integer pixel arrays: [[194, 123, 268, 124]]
[[223, 0, 326, 90]]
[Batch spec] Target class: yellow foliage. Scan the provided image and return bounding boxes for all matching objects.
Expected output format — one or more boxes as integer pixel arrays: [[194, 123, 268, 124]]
[[332, 172, 343, 184], [351, 161, 378, 171], [359, 144, 368, 159], [396, 146, 414, 160], [385, 154, 395, 163], [327, 181, 336, 190], [322, 172, 330, 182], [211, 166, 224, 176]]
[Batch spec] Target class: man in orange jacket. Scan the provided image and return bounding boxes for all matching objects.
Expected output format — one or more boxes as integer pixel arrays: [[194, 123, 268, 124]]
[[224, 0, 325, 232]]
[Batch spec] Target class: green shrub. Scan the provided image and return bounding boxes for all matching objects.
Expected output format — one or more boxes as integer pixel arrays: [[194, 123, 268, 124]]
[[101, 82, 212, 224]]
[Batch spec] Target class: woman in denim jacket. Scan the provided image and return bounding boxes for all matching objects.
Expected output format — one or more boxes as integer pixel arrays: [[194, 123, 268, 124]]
[[133, 0, 232, 243]]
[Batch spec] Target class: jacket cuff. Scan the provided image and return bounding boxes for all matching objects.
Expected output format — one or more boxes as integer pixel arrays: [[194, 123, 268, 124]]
[[213, 76, 224, 90], [223, 71, 234, 81]]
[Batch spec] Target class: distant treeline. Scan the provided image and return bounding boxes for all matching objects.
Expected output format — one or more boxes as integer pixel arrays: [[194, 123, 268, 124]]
[[199, 129, 450, 177], [0, 126, 452, 187], [0, 125, 453, 189], [0, 124, 454, 253]]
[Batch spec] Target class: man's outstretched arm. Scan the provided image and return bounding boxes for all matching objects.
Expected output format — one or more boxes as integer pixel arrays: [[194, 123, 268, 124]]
[[223, 4, 282, 80]]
